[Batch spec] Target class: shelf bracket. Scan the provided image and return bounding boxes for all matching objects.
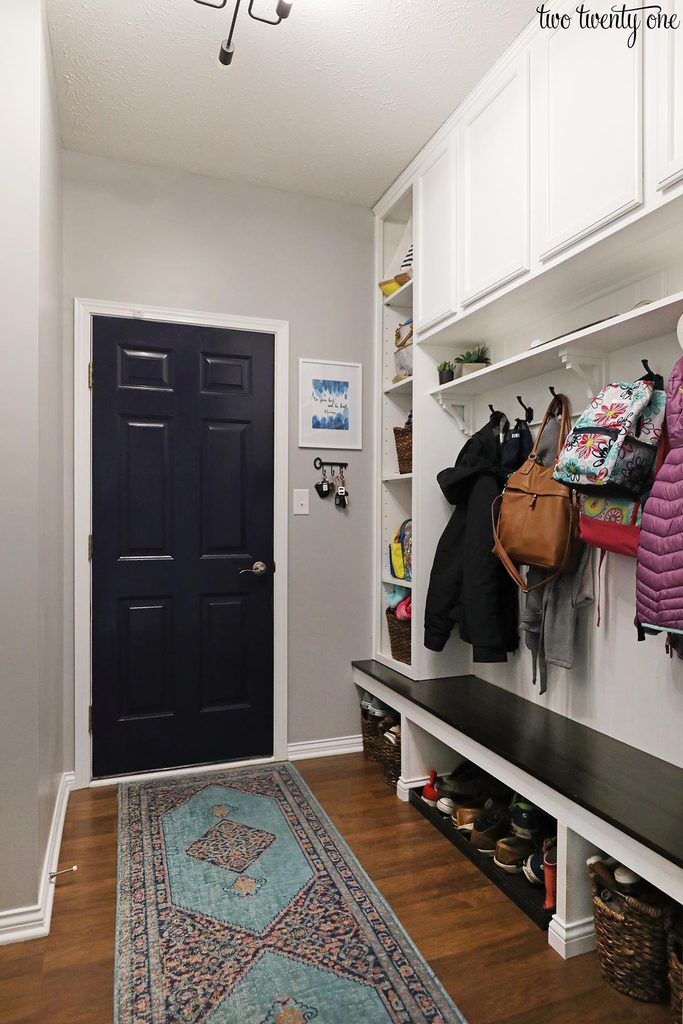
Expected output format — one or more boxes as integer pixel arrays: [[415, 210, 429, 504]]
[[434, 393, 472, 435], [558, 348, 605, 400]]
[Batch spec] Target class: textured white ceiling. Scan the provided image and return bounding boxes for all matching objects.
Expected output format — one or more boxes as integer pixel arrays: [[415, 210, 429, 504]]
[[47, 0, 538, 206]]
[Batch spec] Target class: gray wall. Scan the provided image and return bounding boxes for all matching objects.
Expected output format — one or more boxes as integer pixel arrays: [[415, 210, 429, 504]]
[[61, 152, 375, 761], [0, 0, 64, 912]]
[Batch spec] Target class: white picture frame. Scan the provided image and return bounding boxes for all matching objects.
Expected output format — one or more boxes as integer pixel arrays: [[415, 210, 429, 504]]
[[298, 359, 363, 450]]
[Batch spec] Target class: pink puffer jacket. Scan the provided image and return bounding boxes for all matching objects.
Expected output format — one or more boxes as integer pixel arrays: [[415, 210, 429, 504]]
[[636, 356, 683, 631]]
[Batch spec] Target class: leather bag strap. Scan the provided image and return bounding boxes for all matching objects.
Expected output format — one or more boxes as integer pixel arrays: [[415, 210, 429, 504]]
[[529, 393, 571, 461]]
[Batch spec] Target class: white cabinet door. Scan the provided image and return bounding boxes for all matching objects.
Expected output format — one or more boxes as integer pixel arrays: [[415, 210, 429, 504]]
[[535, 16, 643, 261], [414, 140, 456, 332], [460, 53, 530, 306], [656, 0, 683, 191]]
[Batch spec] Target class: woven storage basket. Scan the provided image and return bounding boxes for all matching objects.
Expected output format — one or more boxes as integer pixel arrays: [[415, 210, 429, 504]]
[[386, 607, 411, 664], [393, 425, 412, 475], [589, 863, 671, 1003], [381, 728, 401, 787], [360, 707, 384, 762], [668, 929, 682, 1021]]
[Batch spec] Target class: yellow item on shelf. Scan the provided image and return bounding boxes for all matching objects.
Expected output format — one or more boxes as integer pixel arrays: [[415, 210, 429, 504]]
[[379, 279, 401, 297]]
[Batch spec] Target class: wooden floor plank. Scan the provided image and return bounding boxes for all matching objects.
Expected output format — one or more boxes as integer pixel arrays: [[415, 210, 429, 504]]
[[0, 754, 672, 1024]]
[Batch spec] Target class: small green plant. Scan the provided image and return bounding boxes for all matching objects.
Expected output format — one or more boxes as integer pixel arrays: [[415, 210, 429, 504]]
[[437, 360, 452, 373], [454, 344, 490, 365]]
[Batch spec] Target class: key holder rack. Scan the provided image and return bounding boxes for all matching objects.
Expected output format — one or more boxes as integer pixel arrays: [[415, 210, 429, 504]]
[[313, 458, 348, 473]]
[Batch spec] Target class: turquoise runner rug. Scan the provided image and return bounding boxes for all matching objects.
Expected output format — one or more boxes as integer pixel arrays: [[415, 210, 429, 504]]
[[116, 763, 466, 1023]]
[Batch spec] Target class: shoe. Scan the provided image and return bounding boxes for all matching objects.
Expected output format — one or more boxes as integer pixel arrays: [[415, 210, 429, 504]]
[[494, 836, 536, 874], [452, 795, 500, 832], [436, 796, 459, 816], [421, 769, 439, 807], [383, 725, 400, 745], [470, 809, 510, 856], [523, 850, 545, 886], [436, 762, 490, 802], [510, 799, 542, 839], [543, 837, 557, 909]]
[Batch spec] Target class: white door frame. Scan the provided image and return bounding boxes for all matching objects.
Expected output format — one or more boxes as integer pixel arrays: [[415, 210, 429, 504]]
[[73, 298, 289, 789]]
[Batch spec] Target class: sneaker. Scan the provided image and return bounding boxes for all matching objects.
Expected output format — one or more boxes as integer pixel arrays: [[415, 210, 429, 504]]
[[436, 763, 491, 802], [494, 835, 536, 874], [452, 796, 497, 832], [522, 850, 545, 886], [436, 795, 459, 816], [543, 837, 557, 909], [470, 809, 510, 856], [421, 769, 439, 807], [510, 800, 542, 839]]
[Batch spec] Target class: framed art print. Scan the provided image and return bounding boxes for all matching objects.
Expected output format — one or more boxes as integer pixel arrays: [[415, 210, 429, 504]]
[[299, 359, 363, 450]]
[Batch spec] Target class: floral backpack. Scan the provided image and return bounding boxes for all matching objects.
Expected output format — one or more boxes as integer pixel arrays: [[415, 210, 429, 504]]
[[553, 381, 666, 497]]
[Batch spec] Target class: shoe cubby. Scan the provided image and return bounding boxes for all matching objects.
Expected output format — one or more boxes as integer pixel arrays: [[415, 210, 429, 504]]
[[408, 790, 556, 931]]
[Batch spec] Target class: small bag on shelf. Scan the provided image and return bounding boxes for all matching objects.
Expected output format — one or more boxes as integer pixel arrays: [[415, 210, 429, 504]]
[[393, 320, 413, 381], [390, 518, 412, 581]]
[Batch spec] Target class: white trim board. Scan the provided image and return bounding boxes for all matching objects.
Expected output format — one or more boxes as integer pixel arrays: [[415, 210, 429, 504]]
[[287, 735, 363, 761], [73, 299, 290, 789], [0, 771, 74, 945]]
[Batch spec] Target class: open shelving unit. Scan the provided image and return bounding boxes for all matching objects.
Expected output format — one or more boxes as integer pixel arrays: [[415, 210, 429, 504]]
[[375, 188, 415, 675]]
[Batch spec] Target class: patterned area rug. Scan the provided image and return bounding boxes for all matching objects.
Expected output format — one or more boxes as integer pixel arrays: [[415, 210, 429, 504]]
[[116, 763, 466, 1023]]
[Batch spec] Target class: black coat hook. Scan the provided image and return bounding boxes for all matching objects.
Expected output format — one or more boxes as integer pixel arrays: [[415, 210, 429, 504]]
[[516, 395, 534, 423], [549, 386, 557, 398]]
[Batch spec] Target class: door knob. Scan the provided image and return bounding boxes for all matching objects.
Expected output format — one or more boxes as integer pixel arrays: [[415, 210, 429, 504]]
[[239, 561, 268, 576]]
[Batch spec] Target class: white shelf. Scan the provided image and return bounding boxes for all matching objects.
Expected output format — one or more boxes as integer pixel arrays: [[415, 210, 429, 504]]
[[382, 472, 412, 482], [383, 279, 413, 310], [381, 575, 413, 589], [384, 376, 413, 395], [429, 290, 683, 401]]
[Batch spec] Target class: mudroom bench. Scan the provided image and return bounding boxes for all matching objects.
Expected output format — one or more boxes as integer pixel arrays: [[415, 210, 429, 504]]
[[352, 660, 683, 959]]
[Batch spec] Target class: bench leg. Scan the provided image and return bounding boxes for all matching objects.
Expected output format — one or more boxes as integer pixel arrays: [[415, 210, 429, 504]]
[[548, 822, 599, 959], [396, 717, 464, 802]]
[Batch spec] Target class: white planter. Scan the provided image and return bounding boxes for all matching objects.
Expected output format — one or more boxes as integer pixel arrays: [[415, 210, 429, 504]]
[[459, 362, 489, 375]]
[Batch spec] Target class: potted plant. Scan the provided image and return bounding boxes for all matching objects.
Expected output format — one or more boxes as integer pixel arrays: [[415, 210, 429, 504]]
[[454, 344, 490, 376], [437, 360, 454, 385]]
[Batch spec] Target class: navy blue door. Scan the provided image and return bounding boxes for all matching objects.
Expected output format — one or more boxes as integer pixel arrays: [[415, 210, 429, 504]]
[[91, 316, 275, 777]]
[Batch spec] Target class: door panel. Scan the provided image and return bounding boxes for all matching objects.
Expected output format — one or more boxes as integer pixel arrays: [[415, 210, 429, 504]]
[[656, 0, 683, 191], [460, 53, 530, 305], [535, 7, 642, 260], [92, 316, 275, 777], [415, 140, 457, 332]]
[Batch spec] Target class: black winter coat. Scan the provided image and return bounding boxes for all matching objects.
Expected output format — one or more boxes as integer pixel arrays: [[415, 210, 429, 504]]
[[424, 425, 518, 662]]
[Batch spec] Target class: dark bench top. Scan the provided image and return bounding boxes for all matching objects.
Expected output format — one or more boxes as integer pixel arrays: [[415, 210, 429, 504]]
[[353, 660, 683, 869]]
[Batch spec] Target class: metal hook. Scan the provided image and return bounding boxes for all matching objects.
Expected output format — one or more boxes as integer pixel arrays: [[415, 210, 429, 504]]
[[641, 358, 653, 376], [549, 386, 557, 398], [516, 395, 534, 422]]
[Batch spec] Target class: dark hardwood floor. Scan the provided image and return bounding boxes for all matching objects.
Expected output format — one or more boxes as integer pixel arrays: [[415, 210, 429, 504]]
[[0, 753, 672, 1024]]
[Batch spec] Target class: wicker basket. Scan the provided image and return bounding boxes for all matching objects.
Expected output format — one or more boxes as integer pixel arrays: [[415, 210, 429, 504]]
[[393, 425, 412, 475], [381, 728, 401, 787], [589, 863, 671, 1003], [386, 607, 411, 664], [360, 708, 385, 762], [668, 927, 682, 1021]]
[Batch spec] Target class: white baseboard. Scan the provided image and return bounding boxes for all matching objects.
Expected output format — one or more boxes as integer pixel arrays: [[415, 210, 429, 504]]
[[396, 775, 428, 802], [548, 914, 596, 959], [0, 770, 74, 946], [287, 734, 363, 761]]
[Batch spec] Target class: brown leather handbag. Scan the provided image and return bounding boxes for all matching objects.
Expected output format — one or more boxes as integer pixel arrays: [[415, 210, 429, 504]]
[[492, 394, 580, 593]]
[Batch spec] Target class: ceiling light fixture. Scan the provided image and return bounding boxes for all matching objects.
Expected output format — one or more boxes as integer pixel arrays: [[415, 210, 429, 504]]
[[193, 0, 294, 67]]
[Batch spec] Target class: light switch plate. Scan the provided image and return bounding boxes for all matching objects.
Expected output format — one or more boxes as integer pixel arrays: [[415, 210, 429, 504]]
[[293, 489, 310, 515]]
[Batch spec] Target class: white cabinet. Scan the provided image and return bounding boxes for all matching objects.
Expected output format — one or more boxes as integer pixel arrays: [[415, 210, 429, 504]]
[[535, 14, 643, 261], [655, 0, 683, 191], [414, 139, 456, 332], [459, 53, 530, 306]]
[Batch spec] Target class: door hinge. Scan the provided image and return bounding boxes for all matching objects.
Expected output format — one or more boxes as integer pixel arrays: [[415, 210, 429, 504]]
[[88, 705, 93, 733], [88, 361, 94, 389], [88, 534, 93, 561]]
